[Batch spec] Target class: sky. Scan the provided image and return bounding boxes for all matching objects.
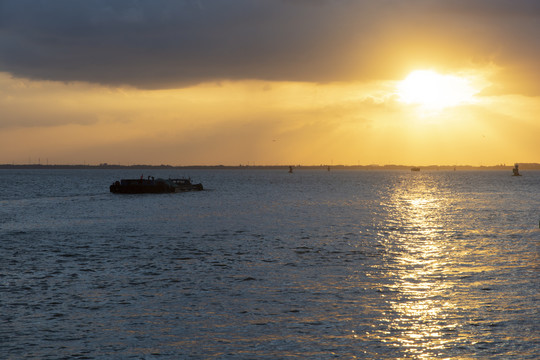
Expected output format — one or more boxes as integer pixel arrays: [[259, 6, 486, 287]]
[[1, 0, 539, 166]]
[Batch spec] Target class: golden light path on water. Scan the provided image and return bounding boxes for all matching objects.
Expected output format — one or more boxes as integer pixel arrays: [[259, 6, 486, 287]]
[[370, 175, 462, 358]]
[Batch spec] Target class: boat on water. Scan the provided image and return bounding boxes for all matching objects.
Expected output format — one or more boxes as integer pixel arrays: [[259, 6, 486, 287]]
[[512, 163, 521, 176], [411, 167, 420, 172], [110, 176, 203, 194]]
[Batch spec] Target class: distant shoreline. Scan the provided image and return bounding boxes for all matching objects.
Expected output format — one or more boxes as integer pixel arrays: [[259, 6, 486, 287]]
[[2, 163, 540, 170]]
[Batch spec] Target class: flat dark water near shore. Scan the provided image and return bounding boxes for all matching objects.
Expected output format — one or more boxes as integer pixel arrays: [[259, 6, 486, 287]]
[[1, 169, 539, 359]]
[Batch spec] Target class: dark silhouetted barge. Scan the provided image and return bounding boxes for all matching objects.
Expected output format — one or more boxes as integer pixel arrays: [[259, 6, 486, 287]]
[[110, 176, 203, 194]]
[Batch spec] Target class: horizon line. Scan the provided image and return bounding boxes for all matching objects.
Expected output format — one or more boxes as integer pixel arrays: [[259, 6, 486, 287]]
[[2, 163, 540, 170]]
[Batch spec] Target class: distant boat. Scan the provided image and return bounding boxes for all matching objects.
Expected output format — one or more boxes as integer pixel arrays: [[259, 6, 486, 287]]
[[512, 163, 521, 176], [110, 176, 203, 193], [411, 167, 420, 172], [288, 166, 294, 174]]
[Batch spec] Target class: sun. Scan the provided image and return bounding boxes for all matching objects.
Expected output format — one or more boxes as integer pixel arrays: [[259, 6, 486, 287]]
[[397, 70, 478, 109]]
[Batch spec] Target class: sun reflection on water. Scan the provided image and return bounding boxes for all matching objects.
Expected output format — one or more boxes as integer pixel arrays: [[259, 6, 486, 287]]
[[372, 174, 461, 358]]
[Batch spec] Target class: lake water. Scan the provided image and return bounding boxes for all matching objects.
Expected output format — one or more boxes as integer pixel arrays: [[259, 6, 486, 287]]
[[1, 168, 539, 359]]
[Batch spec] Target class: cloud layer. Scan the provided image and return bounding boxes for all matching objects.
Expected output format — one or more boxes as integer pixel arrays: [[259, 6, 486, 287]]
[[1, 0, 539, 93]]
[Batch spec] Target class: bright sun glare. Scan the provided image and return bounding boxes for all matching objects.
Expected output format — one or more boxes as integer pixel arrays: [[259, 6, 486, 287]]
[[397, 70, 478, 109]]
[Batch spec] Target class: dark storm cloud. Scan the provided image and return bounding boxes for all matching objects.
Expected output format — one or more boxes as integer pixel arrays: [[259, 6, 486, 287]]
[[0, 0, 539, 93], [0, 0, 356, 87]]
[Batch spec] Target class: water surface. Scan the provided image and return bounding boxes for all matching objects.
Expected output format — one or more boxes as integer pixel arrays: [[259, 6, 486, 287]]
[[1, 169, 539, 359]]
